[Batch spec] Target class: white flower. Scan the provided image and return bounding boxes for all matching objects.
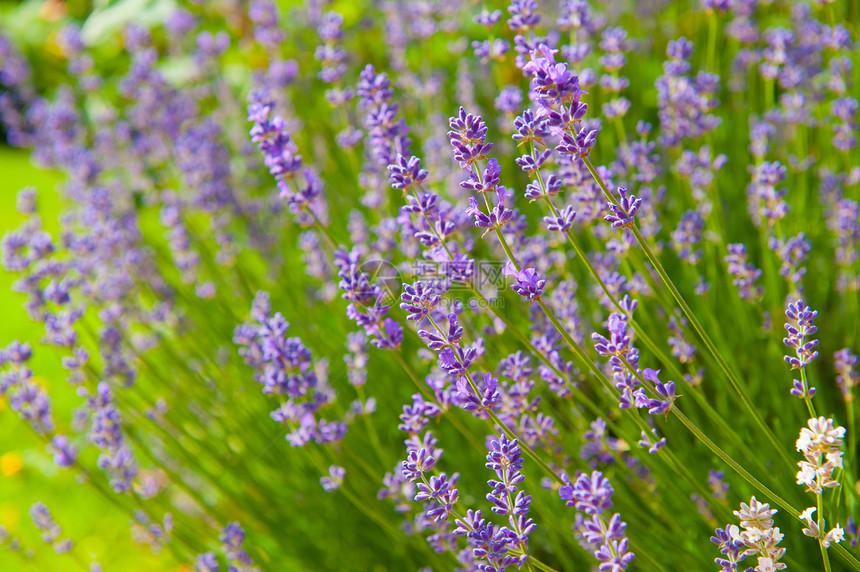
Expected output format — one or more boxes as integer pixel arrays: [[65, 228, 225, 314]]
[[756, 556, 776, 572], [825, 450, 844, 468], [823, 526, 845, 548], [799, 506, 816, 522], [796, 430, 813, 453], [796, 462, 817, 488], [733, 496, 777, 530]]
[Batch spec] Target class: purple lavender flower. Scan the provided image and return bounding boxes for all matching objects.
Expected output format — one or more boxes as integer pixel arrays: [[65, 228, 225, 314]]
[[507, 0, 540, 33], [522, 44, 584, 108], [447, 107, 493, 169], [769, 233, 810, 289], [399, 393, 442, 433], [783, 299, 819, 370], [388, 154, 428, 193], [603, 187, 643, 228], [220, 522, 258, 571], [834, 349, 859, 402], [671, 210, 705, 265], [30, 502, 71, 553], [725, 244, 763, 300], [592, 314, 632, 357], [248, 94, 324, 218], [710, 527, 747, 571], [474, 9, 502, 28], [465, 189, 515, 235], [87, 382, 138, 492], [415, 472, 460, 522], [560, 470, 613, 514], [400, 281, 441, 321], [503, 261, 546, 301], [455, 373, 501, 416], [642, 368, 678, 415], [560, 471, 635, 570], [50, 435, 78, 468], [543, 205, 577, 232], [194, 553, 220, 572], [320, 465, 346, 492], [748, 161, 789, 227], [30, 502, 61, 544], [657, 37, 721, 145]]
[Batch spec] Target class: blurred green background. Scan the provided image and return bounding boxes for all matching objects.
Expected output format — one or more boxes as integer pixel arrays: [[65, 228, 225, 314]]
[[0, 143, 179, 569]]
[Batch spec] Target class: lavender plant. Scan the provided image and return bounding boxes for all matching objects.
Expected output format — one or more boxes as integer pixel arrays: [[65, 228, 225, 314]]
[[0, 0, 859, 571]]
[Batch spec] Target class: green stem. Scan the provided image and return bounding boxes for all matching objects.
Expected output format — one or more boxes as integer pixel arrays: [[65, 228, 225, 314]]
[[817, 493, 833, 572], [528, 555, 562, 572], [706, 13, 717, 73], [583, 154, 796, 472]]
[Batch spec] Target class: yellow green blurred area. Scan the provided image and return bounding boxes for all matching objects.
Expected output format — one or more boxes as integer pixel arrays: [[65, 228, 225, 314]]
[[0, 147, 177, 570]]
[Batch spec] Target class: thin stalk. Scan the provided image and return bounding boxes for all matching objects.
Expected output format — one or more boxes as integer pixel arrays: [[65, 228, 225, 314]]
[[817, 493, 833, 572], [583, 154, 796, 472]]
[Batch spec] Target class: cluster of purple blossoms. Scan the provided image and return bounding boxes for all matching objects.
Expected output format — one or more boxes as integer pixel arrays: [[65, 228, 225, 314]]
[[392, 154, 475, 286], [398, 393, 442, 434], [748, 161, 789, 228], [725, 244, 764, 300], [826, 195, 860, 293], [656, 37, 721, 146], [507, 0, 549, 70], [472, 9, 509, 63], [522, 44, 597, 160], [834, 349, 859, 402], [0, 341, 54, 436], [675, 145, 727, 211], [30, 502, 72, 554], [560, 470, 635, 571], [448, 108, 517, 239], [334, 248, 403, 351], [668, 315, 697, 364], [416, 308, 482, 403], [671, 209, 706, 265], [455, 372, 502, 418], [592, 309, 678, 417], [130, 511, 174, 554], [248, 92, 325, 221], [454, 434, 536, 572], [315, 11, 347, 85], [641, 368, 678, 416], [556, 0, 601, 64], [234, 291, 345, 447], [503, 261, 546, 301], [603, 187, 643, 229], [320, 465, 346, 492], [219, 522, 259, 572], [84, 382, 139, 493], [357, 65, 411, 208], [591, 311, 642, 409], [782, 299, 820, 371], [400, 443, 460, 525], [400, 281, 442, 321], [830, 96, 858, 153], [769, 233, 810, 290], [248, 0, 285, 49], [599, 26, 631, 121], [694, 469, 729, 519]]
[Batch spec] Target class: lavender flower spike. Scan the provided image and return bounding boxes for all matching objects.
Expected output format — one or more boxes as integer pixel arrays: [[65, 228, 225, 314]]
[[503, 261, 546, 301], [604, 187, 643, 229], [560, 470, 635, 570], [782, 299, 819, 370], [320, 465, 345, 492]]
